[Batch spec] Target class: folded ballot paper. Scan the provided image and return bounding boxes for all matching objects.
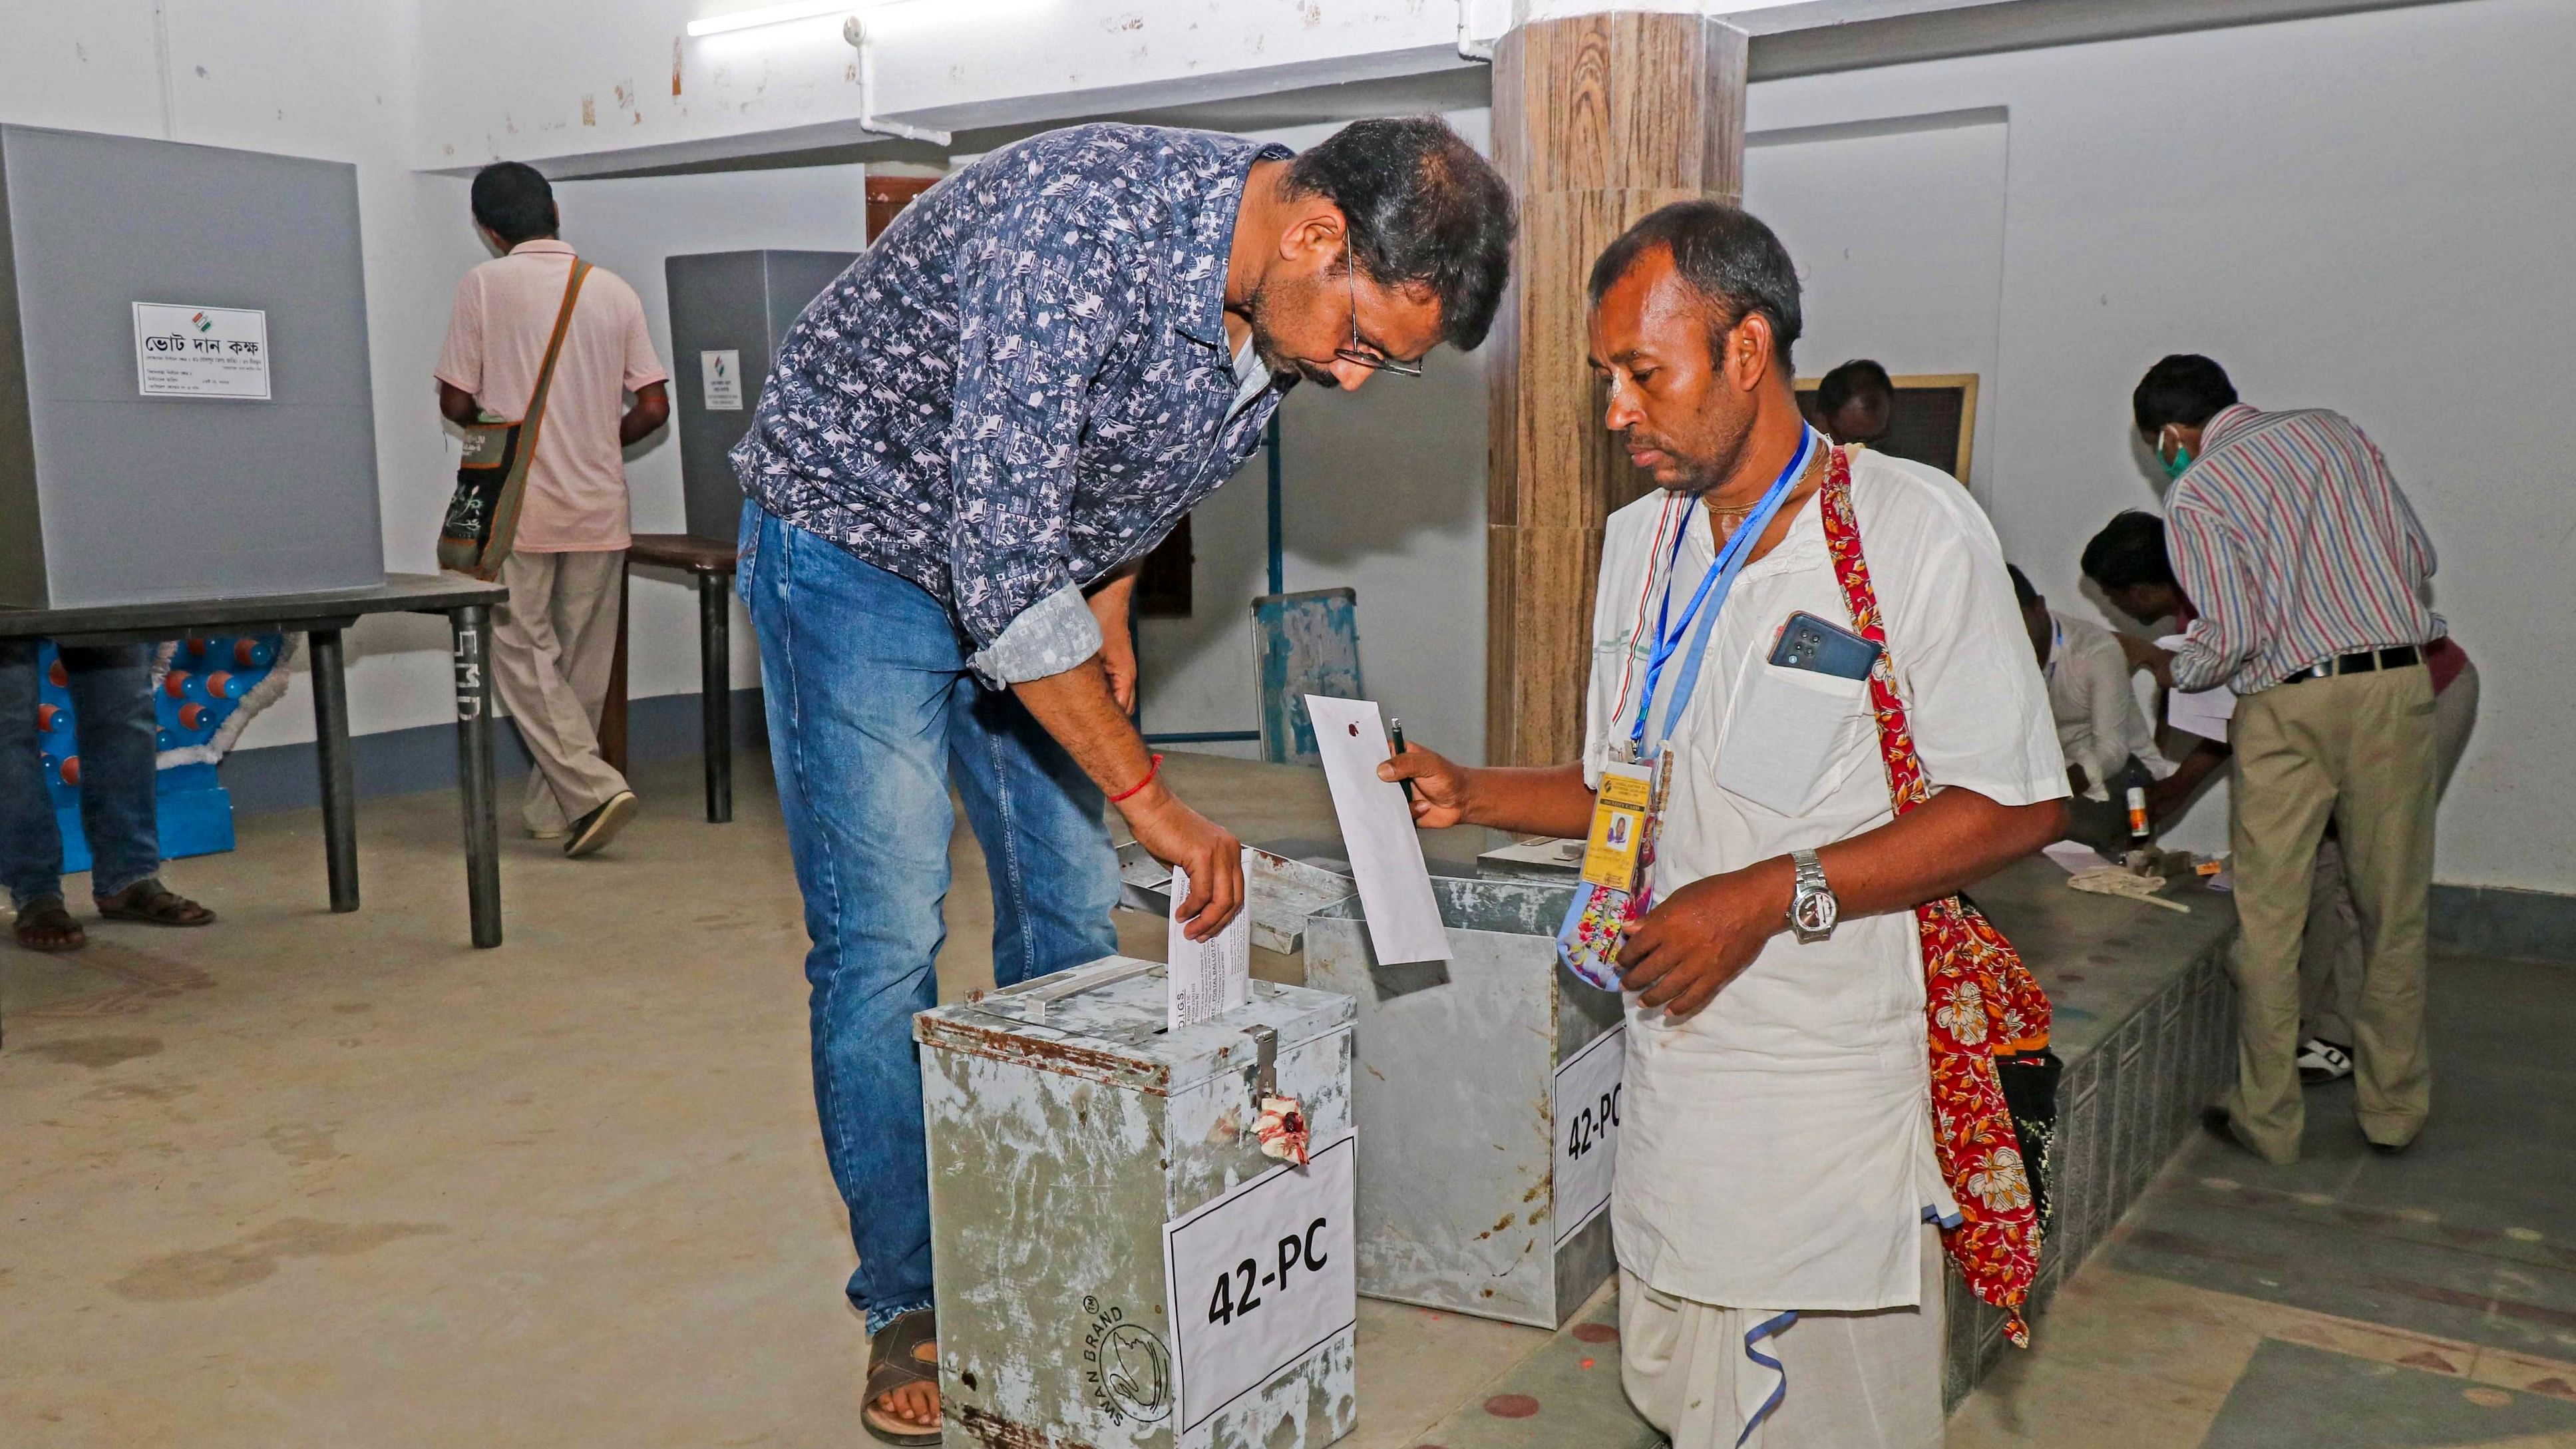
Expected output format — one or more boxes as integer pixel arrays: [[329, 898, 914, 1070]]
[[1302, 695, 1452, 966], [1166, 861, 1250, 1032]]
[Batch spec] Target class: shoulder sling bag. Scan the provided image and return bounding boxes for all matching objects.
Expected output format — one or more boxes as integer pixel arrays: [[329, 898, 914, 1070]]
[[438, 258, 592, 580], [1815, 444, 2059, 1348]]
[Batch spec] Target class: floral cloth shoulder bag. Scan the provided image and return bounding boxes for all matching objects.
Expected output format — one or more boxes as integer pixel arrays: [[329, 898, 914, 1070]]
[[1817, 445, 2058, 1346]]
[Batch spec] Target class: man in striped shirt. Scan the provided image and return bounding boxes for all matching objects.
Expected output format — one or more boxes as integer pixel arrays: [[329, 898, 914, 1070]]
[[2129, 354, 2442, 1163]]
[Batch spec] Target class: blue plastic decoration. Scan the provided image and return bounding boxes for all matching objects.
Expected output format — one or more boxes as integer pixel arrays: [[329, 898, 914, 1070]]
[[34, 632, 293, 871]]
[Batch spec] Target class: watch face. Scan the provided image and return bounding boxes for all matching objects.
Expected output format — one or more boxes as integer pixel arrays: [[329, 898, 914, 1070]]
[[1793, 889, 1837, 936]]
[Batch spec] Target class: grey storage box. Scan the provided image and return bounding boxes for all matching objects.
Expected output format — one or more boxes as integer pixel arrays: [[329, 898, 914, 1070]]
[[1306, 875, 1625, 1329], [0, 125, 384, 608], [918, 957, 1358, 1449], [662, 249, 854, 541]]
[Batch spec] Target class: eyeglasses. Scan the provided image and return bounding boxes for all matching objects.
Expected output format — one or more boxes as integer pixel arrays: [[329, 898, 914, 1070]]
[[1333, 252, 1423, 379]]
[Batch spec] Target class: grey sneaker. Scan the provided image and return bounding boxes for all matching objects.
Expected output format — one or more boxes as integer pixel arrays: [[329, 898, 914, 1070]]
[[564, 791, 639, 859]]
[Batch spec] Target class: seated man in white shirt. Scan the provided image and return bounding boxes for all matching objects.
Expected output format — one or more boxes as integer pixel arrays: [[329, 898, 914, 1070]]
[[2007, 564, 2173, 855], [1385, 203, 2066, 1449]]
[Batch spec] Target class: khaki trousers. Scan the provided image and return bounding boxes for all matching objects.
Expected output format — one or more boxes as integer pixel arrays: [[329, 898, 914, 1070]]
[[494, 549, 631, 836], [1620, 1224, 1945, 1449], [2299, 659, 2478, 1048], [2226, 664, 2438, 1162]]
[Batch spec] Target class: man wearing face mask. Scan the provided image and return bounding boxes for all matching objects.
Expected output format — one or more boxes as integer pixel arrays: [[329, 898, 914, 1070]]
[[1386, 204, 2064, 1448], [2127, 353, 2445, 1166], [730, 118, 1513, 1444]]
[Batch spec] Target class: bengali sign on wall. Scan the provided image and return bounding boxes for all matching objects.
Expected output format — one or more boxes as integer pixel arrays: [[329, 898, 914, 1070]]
[[132, 303, 271, 400]]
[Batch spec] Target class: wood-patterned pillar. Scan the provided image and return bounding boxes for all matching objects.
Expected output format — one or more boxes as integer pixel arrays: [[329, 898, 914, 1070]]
[[1486, 13, 1747, 766]]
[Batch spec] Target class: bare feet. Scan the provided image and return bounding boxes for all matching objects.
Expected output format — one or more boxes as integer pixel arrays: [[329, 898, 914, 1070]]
[[11, 897, 85, 952]]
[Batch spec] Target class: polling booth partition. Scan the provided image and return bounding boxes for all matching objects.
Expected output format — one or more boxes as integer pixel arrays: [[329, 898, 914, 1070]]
[[0, 125, 512, 965]]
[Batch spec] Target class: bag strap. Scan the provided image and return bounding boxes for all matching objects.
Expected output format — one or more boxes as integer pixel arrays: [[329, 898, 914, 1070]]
[[1817, 445, 2051, 1348], [1812, 447, 1932, 817], [516, 258, 591, 471]]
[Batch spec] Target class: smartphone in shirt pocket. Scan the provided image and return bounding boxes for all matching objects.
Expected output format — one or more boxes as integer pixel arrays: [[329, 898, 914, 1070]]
[[1714, 612, 1882, 815]]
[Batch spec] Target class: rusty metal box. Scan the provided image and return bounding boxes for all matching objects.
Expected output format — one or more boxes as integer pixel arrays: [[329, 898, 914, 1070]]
[[1304, 875, 1624, 1329], [916, 957, 1358, 1448]]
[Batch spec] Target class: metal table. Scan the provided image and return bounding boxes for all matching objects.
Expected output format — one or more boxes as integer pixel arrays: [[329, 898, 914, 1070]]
[[0, 573, 512, 948], [602, 534, 740, 824]]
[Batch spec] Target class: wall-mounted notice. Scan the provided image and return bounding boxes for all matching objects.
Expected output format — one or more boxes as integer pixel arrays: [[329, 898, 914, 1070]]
[[132, 303, 270, 400], [700, 349, 743, 411]]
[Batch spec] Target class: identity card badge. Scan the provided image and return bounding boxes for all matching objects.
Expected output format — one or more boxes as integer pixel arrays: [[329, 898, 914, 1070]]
[[1580, 761, 1654, 893]]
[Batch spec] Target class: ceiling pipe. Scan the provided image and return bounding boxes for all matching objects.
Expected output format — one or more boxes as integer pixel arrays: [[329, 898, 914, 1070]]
[[844, 15, 954, 146]]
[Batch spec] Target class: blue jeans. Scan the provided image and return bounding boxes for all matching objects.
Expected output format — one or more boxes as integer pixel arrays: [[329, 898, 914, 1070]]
[[1, 641, 162, 909], [737, 502, 1120, 1333]]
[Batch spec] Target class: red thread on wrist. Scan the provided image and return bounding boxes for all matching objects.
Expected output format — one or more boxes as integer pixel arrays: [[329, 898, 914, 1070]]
[[1108, 753, 1164, 805]]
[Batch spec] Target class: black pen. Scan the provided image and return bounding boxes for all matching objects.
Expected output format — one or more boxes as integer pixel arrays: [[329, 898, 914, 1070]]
[[1389, 716, 1413, 803]]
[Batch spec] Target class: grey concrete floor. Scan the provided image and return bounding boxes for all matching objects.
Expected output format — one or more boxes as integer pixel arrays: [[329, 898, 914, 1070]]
[[6, 748, 2571, 1448], [0, 751, 1537, 1448]]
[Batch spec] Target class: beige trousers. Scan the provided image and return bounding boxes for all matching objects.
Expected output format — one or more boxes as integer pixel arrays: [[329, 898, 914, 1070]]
[[2226, 664, 2438, 1162], [494, 549, 631, 836], [2299, 659, 2478, 1046], [1621, 1224, 1945, 1449]]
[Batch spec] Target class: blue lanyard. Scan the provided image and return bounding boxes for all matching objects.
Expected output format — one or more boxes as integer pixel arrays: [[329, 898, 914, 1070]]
[[1626, 428, 1819, 757]]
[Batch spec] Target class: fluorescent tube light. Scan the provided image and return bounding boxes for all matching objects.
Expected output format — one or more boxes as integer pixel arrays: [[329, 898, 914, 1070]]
[[686, 1, 859, 37]]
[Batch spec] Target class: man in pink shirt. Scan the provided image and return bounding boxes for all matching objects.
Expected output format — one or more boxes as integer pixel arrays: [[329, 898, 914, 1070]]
[[437, 162, 669, 858]]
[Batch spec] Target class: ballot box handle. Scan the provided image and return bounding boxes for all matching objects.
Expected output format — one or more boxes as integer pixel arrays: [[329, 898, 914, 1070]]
[[972, 955, 1163, 1024]]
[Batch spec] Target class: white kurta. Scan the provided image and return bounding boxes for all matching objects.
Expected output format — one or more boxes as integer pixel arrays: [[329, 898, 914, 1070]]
[[1584, 447, 2066, 1313]]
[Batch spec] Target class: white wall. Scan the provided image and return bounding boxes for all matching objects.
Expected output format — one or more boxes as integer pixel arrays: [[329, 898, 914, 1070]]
[[1742, 0, 2576, 891], [1745, 109, 2008, 504], [411, 0, 1469, 175], [1134, 112, 1493, 767]]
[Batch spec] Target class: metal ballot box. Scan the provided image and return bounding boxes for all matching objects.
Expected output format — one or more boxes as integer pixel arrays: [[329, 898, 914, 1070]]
[[1115, 841, 1356, 958], [1305, 875, 1626, 1329], [917, 957, 1359, 1449]]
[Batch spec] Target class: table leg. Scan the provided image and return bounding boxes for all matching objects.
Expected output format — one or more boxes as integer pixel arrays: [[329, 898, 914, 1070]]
[[452, 604, 502, 948], [602, 565, 630, 773], [309, 627, 359, 913], [699, 572, 733, 823]]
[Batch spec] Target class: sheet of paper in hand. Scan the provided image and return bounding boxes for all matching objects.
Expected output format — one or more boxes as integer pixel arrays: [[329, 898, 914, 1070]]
[[1168, 861, 1252, 1032], [2157, 634, 2238, 740], [1302, 696, 1451, 966]]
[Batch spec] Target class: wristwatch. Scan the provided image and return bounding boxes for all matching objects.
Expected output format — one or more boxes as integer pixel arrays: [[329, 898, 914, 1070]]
[[1787, 849, 1839, 943]]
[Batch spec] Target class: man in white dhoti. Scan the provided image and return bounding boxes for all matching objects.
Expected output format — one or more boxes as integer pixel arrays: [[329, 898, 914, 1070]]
[[1387, 203, 2067, 1446]]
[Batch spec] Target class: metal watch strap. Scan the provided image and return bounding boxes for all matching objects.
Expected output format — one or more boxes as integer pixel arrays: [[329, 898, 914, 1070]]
[[1789, 848, 1837, 942]]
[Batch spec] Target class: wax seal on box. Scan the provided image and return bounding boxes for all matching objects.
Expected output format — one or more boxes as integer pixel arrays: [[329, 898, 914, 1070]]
[[1254, 1094, 1310, 1165]]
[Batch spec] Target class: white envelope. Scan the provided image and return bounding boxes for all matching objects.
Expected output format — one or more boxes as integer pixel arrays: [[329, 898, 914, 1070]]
[[1302, 696, 1451, 966]]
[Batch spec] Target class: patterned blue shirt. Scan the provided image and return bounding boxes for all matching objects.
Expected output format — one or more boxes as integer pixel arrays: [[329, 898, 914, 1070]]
[[731, 124, 1293, 684]]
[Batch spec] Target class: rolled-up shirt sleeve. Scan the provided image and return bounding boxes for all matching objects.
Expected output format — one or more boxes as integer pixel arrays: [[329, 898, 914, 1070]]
[[2164, 496, 2259, 694], [946, 205, 1127, 687]]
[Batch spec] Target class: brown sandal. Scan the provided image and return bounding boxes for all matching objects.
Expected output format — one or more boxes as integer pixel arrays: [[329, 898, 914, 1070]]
[[11, 897, 85, 952], [94, 879, 215, 928], [863, 1307, 942, 1446]]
